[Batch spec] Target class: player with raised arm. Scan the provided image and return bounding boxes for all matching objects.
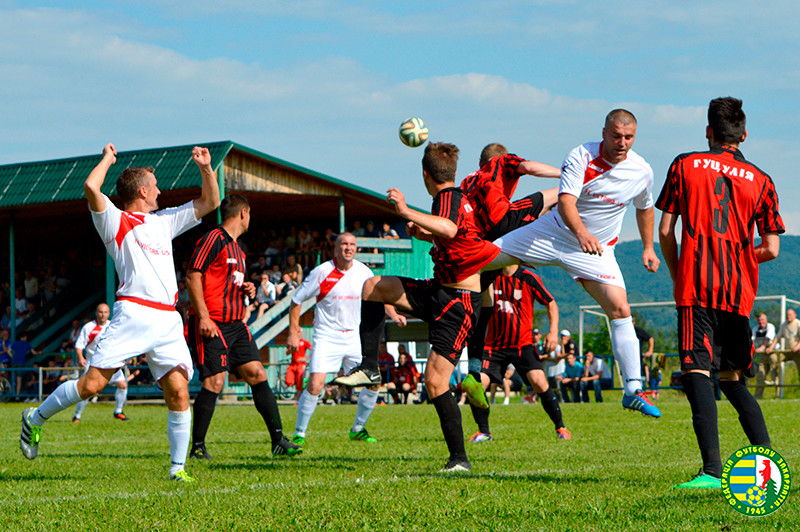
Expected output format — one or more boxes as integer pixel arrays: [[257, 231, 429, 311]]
[[658, 97, 783, 489], [468, 265, 570, 442], [484, 110, 662, 418], [336, 142, 500, 472], [186, 194, 301, 460], [71, 303, 130, 422], [20, 143, 220, 482], [286, 233, 405, 449]]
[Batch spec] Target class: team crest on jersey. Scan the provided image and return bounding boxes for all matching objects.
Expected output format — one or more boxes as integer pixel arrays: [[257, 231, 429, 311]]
[[722, 445, 790, 516], [513, 289, 522, 300]]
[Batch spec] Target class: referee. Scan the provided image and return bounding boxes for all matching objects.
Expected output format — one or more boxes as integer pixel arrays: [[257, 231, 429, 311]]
[[186, 194, 301, 459]]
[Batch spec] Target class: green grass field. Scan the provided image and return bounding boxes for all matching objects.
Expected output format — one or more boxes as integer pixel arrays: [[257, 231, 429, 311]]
[[1, 391, 797, 531]]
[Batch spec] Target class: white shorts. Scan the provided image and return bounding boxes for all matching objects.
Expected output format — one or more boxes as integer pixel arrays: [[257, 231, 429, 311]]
[[82, 362, 126, 385], [495, 218, 626, 289], [91, 300, 194, 382], [309, 330, 362, 375]]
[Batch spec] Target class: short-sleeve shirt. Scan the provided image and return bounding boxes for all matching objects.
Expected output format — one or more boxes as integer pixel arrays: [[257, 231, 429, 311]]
[[563, 361, 584, 379], [558, 142, 654, 246], [485, 268, 554, 350], [291, 259, 374, 335], [460, 154, 525, 236], [75, 319, 110, 358], [290, 338, 311, 365], [774, 319, 800, 351], [656, 145, 784, 316], [91, 194, 199, 307], [752, 323, 776, 348], [188, 227, 248, 323], [586, 357, 612, 379], [429, 187, 500, 284]]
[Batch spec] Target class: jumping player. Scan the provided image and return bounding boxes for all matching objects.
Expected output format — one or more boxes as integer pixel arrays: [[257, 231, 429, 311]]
[[286, 232, 405, 448], [658, 97, 783, 489], [20, 143, 220, 482], [72, 303, 130, 422], [468, 265, 569, 442], [186, 194, 301, 460], [485, 110, 662, 417], [336, 142, 501, 472]]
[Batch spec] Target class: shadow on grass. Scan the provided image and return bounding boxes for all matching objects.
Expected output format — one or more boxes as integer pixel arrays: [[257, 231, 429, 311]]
[[427, 471, 605, 484], [209, 454, 427, 472], [48, 451, 163, 459]]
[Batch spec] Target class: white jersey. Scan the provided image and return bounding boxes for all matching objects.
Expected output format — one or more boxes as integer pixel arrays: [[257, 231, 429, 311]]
[[544, 141, 654, 246], [90, 194, 199, 307], [292, 259, 374, 335], [75, 319, 110, 359]]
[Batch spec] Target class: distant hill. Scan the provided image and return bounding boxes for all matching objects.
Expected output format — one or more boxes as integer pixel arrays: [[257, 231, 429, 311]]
[[531, 235, 800, 337]]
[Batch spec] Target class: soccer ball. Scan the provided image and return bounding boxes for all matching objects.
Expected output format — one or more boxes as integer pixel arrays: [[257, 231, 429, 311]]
[[745, 485, 766, 506], [399, 117, 429, 148]]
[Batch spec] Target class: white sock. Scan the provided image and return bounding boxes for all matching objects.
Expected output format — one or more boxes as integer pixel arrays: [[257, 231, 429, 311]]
[[167, 409, 191, 476], [352, 387, 378, 433], [74, 398, 88, 419], [114, 387, 127, 414], [610, 316, 644, 395], [33, 380, 82, 425], [294, 389, 320, 437]]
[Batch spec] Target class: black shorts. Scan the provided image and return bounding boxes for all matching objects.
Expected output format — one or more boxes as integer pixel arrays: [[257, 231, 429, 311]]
[[188, 317, 262, 381], [481, 345, 542, 385], [678, 306, 755, 377], [484, 192, 545, 242], [399, 278, 481, 365]]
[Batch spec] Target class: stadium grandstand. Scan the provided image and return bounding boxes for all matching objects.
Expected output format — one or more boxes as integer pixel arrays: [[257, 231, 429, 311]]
[[0, 141, 433, 402]]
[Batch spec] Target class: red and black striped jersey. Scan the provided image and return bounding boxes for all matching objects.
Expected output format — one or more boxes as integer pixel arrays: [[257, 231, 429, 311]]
[[188, 227, 248, 323], [459, 154, 524, 237], [430, 187, 500, 284], [485, 268, 553, 350], [656, 145, 784, 316]]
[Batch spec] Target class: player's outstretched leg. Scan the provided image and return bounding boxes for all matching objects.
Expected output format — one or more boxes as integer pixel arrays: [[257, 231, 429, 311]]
[[113, 384, 129, 420], [350, 387, 379, 443], [610, 317, 661, 418], [21, 377, 89, 459]]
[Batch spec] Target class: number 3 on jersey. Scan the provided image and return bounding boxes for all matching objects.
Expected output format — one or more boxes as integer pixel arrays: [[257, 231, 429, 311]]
[[713, 175, 732, 234]]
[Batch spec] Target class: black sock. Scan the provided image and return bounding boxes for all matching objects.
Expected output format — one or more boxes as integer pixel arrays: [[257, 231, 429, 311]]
[[251, 380, 283, 444], [359, 300, 385, 372], [402, 391, 409, 404], [192, 387, 218, 448], [538, 388, 564, 430], [390, 389, 400, 403], [470, 399, 491, 434], [719, 380, 771, 446], [431, 392, 467, 462], [682, 373, 722, 477]]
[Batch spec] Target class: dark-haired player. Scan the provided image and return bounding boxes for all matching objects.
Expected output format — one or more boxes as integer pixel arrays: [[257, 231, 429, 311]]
[[336, 142, 500, 472], [186, 194, 300, 460], [468, 265, 569, 443], [486, 110, 662, 418], [21, 144, 220, 482], [458, 143, 560, 409], [658, 97, 783, 489]]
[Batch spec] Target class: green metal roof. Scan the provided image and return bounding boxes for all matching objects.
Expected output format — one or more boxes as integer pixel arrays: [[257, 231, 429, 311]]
[[0, 141, 233, 208], [0, 140, 427, 212]]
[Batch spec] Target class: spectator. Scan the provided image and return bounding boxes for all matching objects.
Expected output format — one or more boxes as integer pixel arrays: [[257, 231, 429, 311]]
[[387, 352, 419, 404], [321, 228, 337, 261], [0, 306, 11, 330], [284, 226, 298, 253], [632, 316, 654, 386], [580, 350, 613, 402], [0, 327, 12, 365], [765, 308, 800, 396], [380, 223, 399, 240], [561, 353, 584, 403], [544, 341, 566, 403], [276, 272, 298, 300], [752, 312, 777, 400], [364, 221, 380, 238], [560, 329, 576, 358], [55, 264, 72, 292], [264, 229, 284, 266], [11, 330, 40, 396], [254, 272, 277, 321], [377, 342, 395, 383], [351, 220, 365, 237], [23, 270, 39, 302], [267, 264, 282, 284], [68, 319, 82, 346], [249, 256, 269, 282], [284, 254, 303, 284], [42, 267, 58, 303], [14, 287, 27, 316]]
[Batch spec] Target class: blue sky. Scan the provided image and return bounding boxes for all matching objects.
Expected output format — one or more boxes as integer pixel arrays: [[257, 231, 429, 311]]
[[1, 1, 798, 242]]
